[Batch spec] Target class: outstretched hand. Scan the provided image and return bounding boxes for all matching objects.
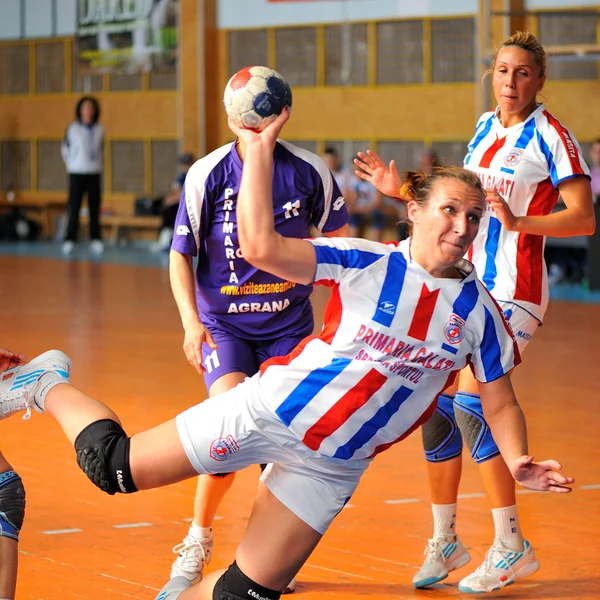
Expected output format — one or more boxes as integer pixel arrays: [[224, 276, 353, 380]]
[[354, 150, 404, 200], [228, 107, 291, 148], [0, 348, 27, 372], [511, 455, 574, 493]]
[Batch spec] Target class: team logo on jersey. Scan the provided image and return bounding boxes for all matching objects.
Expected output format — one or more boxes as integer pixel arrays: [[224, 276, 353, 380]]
[[503, 148, 524, 168], [443, 313, 465, 345], [209, 435, 239, 461], [176, 225, 190, 235], [377, 301, 396, 316]]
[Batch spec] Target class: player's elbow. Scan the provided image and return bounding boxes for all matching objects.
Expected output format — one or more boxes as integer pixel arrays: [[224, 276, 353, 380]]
[[238, 231, 277, 268], [584, 213, 596, 235], [243, 246, 275, 270], [571, 206, 596, 236]]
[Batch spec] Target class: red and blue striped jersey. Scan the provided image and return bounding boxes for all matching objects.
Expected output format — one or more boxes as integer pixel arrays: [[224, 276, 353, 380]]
[[464, 104, 590, 322], [258, 238, 520, 460]]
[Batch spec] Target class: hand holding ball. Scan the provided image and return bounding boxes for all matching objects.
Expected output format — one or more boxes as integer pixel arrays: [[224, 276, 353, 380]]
[[224, 66, 292, 131]]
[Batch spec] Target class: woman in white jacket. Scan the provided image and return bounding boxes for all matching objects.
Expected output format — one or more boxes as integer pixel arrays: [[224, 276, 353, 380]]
[[61, 96, 104, 256]]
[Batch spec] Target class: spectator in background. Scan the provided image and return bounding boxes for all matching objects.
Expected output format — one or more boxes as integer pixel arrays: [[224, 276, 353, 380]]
[[322, 147, 355, 201], [590, 139, 600, 203], [348, 171, 385, 242], [61, 96, 104, 256], [419, 149, 441, 174], [153, 153, 195, 252]]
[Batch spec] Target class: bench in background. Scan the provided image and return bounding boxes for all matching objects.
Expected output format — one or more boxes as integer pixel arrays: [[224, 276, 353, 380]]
[[81, 214, 162, 244]]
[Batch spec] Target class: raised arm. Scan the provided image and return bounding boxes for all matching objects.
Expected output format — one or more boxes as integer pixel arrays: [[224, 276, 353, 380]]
[[233, 110, 317, 285], [354, 150, 405, 200]]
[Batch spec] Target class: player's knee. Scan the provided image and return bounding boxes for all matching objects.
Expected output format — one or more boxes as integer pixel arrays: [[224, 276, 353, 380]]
[[213, 561, 282, 600], [454, 393, 500, 463], [422, 394, 463, 462], [74, 419, 138, 495], [0, 471, 26, 542]]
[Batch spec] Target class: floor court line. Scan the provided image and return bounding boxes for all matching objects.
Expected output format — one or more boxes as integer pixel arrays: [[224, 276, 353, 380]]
[[42, 528, 83, 535], [2, 254, 597, 599]]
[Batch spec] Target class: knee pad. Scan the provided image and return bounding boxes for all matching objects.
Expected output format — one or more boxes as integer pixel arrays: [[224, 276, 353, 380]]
[[422, 394, 463, 462], [74, 419, 138, 495], [454, 393, 500, 463], [0, 471, 26, 541], [213, 561, 282, 600]]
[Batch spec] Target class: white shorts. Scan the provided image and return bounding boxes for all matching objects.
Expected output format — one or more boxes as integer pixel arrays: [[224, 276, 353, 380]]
[[176, 374, 370, 534], [497, 301, 540, 354]]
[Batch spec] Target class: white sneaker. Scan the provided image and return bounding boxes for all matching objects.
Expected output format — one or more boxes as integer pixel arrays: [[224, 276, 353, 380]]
[[413, 536, 471, 588], [90, 240, 104, 255], [0, 350, 71, 420], [170, 534, 213, 582], [62, 241, 75, 255], [458, 539, 539, 593]]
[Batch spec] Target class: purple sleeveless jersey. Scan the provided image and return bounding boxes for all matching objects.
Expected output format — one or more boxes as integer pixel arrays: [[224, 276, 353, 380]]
[[171, 140, 349, 340]]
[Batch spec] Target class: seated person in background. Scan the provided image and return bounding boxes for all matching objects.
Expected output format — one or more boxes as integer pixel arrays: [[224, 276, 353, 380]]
[[322, 147, 355, 201], [153, 153, 195, 252], [348, 173, 385, 242], [381, 195, 409, 242], [419, 149, 441, 174]]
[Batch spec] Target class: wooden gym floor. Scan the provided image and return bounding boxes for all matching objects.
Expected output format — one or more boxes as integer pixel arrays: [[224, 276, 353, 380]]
[[0, 253, 598, 599]]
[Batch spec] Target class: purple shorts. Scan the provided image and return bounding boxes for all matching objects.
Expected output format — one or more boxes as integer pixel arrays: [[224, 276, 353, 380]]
[[201, 326, 312, 392]]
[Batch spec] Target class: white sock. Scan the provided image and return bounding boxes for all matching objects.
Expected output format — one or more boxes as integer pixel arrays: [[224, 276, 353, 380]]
[[492, 505, 523, 551], [190, 523, 212, 540], [154, 576, 191, 600], [35, 372, 70, 411], [432, 503, 457, 540]]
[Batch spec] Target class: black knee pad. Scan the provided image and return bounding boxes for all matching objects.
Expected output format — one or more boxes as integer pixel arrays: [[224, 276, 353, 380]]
[[213, 561, 282, 600], [0, 471, 25, 542], [74, 419, 138, 495]]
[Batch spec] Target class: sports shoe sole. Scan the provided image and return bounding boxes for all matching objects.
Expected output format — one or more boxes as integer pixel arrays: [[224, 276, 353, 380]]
[[458, 559, 540, 593], [413, 551, 472, 589]]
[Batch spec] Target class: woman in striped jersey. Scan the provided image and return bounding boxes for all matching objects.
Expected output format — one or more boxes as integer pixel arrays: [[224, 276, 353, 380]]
[[0, 109, 575, 600], [355, 31, 594, 594]]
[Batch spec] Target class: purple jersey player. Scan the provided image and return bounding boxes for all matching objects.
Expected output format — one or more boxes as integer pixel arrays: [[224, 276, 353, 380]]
[[169, 135, 350, 586]]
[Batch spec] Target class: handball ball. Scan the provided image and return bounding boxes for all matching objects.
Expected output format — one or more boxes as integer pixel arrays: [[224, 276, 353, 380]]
[[224, 66, 292, 131]]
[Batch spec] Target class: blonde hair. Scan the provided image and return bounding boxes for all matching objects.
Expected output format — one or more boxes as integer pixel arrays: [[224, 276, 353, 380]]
[[493, 31, 547, 78], [399, 167, 485, 206]]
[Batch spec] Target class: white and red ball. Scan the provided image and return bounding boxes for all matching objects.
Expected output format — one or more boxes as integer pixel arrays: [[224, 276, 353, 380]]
[[223, 66, 292, 131]]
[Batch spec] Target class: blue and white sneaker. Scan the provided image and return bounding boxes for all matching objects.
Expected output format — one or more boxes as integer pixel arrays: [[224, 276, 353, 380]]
[[413, 536, 471, 588], [458, 539, 539, 593], [0, 350, 71, 419]]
